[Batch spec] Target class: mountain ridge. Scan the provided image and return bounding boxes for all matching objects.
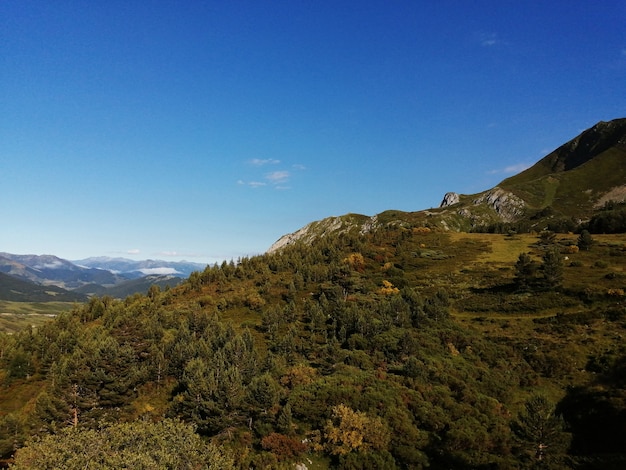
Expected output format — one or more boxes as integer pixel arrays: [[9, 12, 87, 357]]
[[269, 118, 626, 251]]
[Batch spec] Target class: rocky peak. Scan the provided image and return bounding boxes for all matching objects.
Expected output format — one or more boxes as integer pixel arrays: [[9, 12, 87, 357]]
[[440, 192, 460, 208]]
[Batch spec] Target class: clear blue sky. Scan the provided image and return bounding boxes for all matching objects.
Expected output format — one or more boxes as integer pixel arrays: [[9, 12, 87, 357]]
[[1, 1, 625, 264]]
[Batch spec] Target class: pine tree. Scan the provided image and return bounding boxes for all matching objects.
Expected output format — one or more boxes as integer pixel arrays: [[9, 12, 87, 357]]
[[511, 395, 570, 467], [541, 248, 563, 290], [577, 230, 593, 251], [515, 253, 537, 291], [277, 403, 294, 435]]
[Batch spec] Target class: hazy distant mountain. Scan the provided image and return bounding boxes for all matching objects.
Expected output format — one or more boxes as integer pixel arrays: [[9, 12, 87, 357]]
[[269, 118, 626, 251], [0, 253, 206, 301], [0, 252, 126, 289], [73, 257, 207, 278]]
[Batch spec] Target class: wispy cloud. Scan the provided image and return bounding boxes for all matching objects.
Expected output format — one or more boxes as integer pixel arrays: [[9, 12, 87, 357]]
[[488, 162, 531, 175], [266, 170, 290, 184], [238, 179, 267, 188], [249, 158, 280, 166], [240, 161, 306, 189], [127, 248, 140, 255], [159, 251, 180, 257], [477, 32, 500, 47]]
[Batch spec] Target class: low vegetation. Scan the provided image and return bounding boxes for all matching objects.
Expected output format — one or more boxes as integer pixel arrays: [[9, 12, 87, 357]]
[[0, 302, 75, 334], [1, 222, 625, 469]]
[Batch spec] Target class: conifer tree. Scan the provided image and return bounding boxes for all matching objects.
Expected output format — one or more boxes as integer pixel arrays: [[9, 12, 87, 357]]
[[511, 395, 570, 467], [277, 403, 294, 435], [540, 248, 563, 290], [577, 229, 593, 251], [515, 253, 537, 291]]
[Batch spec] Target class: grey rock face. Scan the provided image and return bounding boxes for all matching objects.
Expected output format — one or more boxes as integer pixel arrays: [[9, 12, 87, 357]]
[[472, 187, 525, 222], [440, 192, 460, 207]]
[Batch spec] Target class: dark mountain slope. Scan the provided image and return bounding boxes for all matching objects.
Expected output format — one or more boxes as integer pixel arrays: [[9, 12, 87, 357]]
[[73, 274, 183, 298], [499, 118, 626, 214], [0, 272, 86, 302], [507, 118, 626, 179]]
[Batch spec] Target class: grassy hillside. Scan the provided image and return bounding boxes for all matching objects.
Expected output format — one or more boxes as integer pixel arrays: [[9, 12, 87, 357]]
[[1, 226, 626, 468], [500, 146, 626, 215], [0, 301, 76, 334], [499, 119, 626, 215]]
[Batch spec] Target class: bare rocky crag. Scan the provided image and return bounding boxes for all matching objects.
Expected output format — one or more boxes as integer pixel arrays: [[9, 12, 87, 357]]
[[268, 216, 372, 253], [440, 188, 525, 221]]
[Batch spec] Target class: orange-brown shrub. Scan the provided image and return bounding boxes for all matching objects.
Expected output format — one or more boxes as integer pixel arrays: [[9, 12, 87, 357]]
[[261, 433, 307, 460]]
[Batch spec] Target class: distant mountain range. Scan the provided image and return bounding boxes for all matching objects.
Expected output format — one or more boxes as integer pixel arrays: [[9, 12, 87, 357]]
[[270, 118, 626, 251], [0, 253, 207, 301]]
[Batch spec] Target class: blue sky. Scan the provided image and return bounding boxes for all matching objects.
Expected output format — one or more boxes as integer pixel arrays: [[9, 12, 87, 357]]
[[1, 1, 625, 264]]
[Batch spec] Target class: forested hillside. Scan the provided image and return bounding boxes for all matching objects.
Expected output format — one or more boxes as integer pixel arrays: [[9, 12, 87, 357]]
[[1, 225, 626, 469]]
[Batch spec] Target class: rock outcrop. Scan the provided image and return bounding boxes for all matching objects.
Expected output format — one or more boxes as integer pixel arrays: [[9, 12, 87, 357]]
[[472, 187, 526, 222], [267, 215, 370, 253], [440, 192, 460, 208]]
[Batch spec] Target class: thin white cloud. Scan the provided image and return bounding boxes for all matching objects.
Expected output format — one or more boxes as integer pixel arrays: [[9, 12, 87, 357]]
[[159, 251, 180, 257], [477, 32, 500, 47], [240, 164, 300, 189], [503, 163, 531, 174], [250, 158, 280, 166], [266, 170, 290, 183], [488, 162, 531, 175], [127, 249, 140, 254], [238, 180, 267, 188]]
